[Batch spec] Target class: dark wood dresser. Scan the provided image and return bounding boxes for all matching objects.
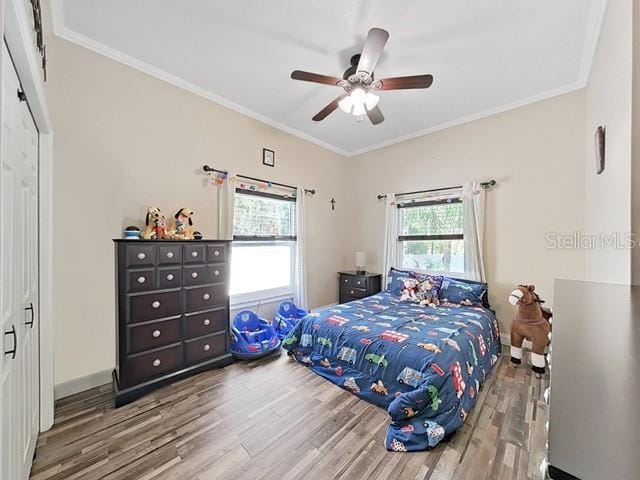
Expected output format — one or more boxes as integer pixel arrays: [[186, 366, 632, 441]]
[[548, 280, 640, 480], [113, 239, 233, 406], [338, 271, 382, 304]]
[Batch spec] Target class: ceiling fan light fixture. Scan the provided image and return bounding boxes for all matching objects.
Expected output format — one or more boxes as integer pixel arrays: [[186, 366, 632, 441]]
[[338, 96, 353, 114], [365, 92, 379, 111], [352, 102, 367, 116]]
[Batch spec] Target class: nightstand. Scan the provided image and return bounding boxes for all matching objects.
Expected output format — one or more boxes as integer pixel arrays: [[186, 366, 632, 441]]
[[338, 271, 382, 304]]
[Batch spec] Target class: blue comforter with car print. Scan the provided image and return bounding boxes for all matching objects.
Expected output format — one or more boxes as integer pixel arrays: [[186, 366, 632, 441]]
[[282, 292, 501, 452]]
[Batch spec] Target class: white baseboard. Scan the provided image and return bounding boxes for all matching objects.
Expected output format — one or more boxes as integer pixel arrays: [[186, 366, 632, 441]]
[[54, 369, 113, 400]]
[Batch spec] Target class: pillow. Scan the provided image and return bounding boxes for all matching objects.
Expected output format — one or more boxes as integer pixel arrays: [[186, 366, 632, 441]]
[[385, 268, 416, 295], [438, 277, 487, 307]]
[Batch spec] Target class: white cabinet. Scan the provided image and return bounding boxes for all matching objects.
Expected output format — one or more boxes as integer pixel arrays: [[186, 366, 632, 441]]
[[1, 41, 40, 480]]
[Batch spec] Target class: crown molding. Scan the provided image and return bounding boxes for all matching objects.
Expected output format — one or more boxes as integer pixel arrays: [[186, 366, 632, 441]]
[[51, 0, 607, 158]]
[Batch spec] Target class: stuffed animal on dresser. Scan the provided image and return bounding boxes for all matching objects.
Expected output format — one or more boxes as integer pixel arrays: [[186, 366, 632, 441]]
[[508, 285, 552, 376], [142, 206, 169, 240], [171, 208, 195, 240]]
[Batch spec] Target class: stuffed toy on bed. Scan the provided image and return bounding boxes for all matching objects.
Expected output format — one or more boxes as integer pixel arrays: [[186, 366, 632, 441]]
[[399, 278, 419, 302], [416, 278, 439, 307], [508, 284, 552, 376]]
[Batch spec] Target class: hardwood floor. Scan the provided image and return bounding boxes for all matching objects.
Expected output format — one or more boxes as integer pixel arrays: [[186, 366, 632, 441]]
[[31, 350, 549, 480]]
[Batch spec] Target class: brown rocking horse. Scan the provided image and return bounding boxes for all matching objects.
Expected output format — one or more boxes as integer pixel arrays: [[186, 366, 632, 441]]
[[508, 285, 552, 375]]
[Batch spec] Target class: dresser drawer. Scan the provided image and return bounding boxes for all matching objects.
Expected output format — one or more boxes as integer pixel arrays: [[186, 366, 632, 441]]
[[185, 308, 227, 339], [341, 285, 367, 299], [157, 244, 182, 265], [184, 265, 227, 286], [128, 317, 181, 354], [352, 276, 368, 289], [184, 244, 205, 264], [128, 290, 181, 323], [126, 344, 182, 386], [126, 244, 156, 267], [185, 332, 226, 366], [185, 284, 226, 312], [126, 269, 156, 293], [158, 267, 182, 290], [206, 244, 228, 263]]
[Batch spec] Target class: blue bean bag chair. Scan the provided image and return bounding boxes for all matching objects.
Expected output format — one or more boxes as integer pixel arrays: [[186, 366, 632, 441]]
[[230, 310, 281, 360], [274, 301, 309, 339]]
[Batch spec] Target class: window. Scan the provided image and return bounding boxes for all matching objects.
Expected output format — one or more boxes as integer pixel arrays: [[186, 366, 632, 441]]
[[398, 198, 464, 274], [230, 190, 297, 301]]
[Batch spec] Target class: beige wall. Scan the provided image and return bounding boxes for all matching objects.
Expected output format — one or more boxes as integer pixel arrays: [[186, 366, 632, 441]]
[[46, 33, 353, 385], [584, 0, 633, 284], [346, 91, 587, 333]]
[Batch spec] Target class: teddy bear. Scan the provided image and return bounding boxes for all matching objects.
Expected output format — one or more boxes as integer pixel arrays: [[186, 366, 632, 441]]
[[170, 208, 195, 240], [399, 278, 420, 302], [142, 206, 169, 240], [416, 279, 439, 307], [508, 284, 552, 376]]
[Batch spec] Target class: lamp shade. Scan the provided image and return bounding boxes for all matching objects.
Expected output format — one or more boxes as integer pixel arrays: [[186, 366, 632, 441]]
[[355, 251, 367, 270]]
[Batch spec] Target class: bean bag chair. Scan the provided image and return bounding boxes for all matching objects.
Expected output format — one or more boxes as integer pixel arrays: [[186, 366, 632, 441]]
[[230, 310, 281, 359], [273, 301, 309, 339]]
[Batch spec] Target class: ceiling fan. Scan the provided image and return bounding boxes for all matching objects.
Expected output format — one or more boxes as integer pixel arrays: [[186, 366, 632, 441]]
[[290, 28, 433, 125]]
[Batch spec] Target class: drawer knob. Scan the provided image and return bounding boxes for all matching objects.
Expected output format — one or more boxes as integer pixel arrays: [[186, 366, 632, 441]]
[[203, 293, 211, 300], [214, 250, 220, 256], [214, 270, 220, 276], [152, 329, 161, 338], [203, 344, 211, 351], [344, 279, 348, 283], [137, 276, 146, 284], [137, 252, 146, 260], [152, 359, 161, 367], [166, 251, 174, 258], [192, 272, 198, 278], [152, 301, 161, 309], [166, 274, 174, 281], [203, 319, 210, 326], [350, 290, 354, 295], [191, 251, 198, 258]]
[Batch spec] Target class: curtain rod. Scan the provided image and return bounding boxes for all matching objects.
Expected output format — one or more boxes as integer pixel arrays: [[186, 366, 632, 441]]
[[202, 165, 316, 195], [376, 179, 496, 200]]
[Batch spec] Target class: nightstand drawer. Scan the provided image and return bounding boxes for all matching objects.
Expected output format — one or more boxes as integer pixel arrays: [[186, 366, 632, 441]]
[[341, 286, 367, 299], [352, 276, 367, 289], [128, 317, 181, 354]]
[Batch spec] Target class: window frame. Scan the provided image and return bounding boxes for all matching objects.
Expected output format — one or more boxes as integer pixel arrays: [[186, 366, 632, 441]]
[[396, 197, 465, 276], [230, 188, 297, 305]]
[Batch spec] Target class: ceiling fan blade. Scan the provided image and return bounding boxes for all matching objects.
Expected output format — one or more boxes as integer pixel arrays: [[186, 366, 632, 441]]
[[356, 28, 389, 75], [367, 105, 385, 125], [375, 74, 434, 90], [312, 94, 347, 122], [291, 70, 344, 86]]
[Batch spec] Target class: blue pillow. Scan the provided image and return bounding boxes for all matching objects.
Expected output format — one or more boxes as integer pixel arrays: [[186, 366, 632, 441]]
[[386, 268, 416, 295], [438, 277, 487, 306]]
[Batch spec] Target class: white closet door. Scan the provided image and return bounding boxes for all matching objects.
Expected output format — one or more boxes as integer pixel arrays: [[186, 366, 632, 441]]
[[1, 42, 40, 480]]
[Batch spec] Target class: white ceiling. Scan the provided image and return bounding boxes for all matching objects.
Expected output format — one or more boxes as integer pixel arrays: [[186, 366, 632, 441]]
[[53, 0, 606, 156]]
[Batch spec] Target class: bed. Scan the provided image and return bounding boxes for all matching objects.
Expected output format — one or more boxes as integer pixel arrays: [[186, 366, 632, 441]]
[[282, 291, 501, 452]]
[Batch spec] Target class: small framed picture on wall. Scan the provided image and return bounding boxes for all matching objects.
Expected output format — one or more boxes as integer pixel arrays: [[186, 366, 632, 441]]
[[263, 148, 275, 167]]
